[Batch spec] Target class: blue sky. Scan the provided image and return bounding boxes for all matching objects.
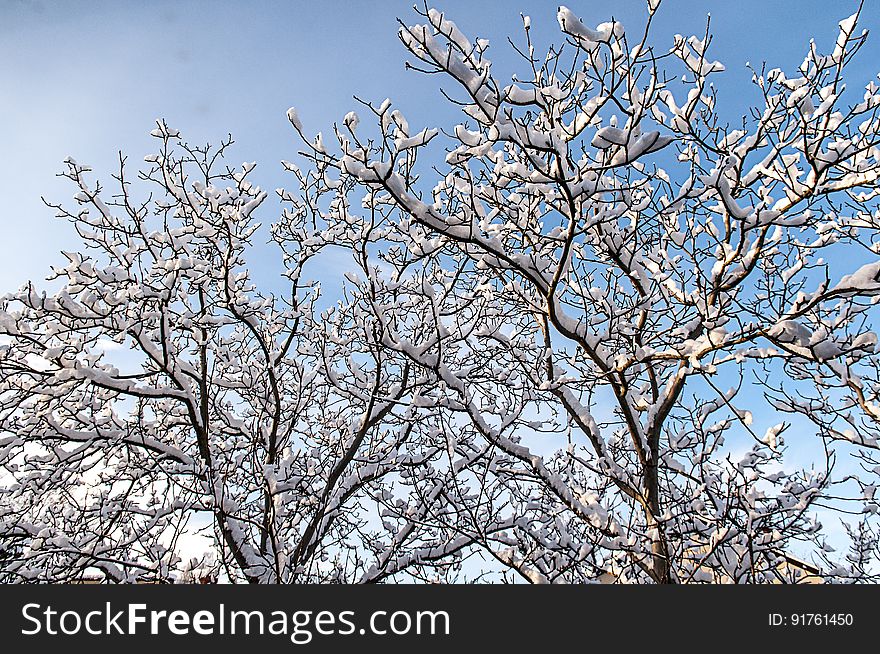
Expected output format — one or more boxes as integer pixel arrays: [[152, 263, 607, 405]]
[[2, 0, 878, 292], [2, 0, 878, 565]]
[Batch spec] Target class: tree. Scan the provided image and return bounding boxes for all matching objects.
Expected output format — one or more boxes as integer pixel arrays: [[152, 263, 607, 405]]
[[3, 0, 880, 584], [290, 0, 880, 582], [0, 128, 467, 583]]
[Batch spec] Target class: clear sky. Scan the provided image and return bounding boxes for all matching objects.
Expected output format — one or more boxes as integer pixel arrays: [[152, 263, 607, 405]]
[[2, 0, 878, 292], [3, 0, 878, 565]]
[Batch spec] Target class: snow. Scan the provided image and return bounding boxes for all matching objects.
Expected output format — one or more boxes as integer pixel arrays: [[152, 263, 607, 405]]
[[557, 6, 622, 49], [768, 320, 811, 346], [286, 106, 303, 132], [394, 127, 439, 151], [832, 261, 880, 296]]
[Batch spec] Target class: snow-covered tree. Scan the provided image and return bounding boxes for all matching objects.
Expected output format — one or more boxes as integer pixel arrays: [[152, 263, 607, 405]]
[[5, 0, 880, 585], [0, 127, 467, 583], [289, 0, 880, 582]]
